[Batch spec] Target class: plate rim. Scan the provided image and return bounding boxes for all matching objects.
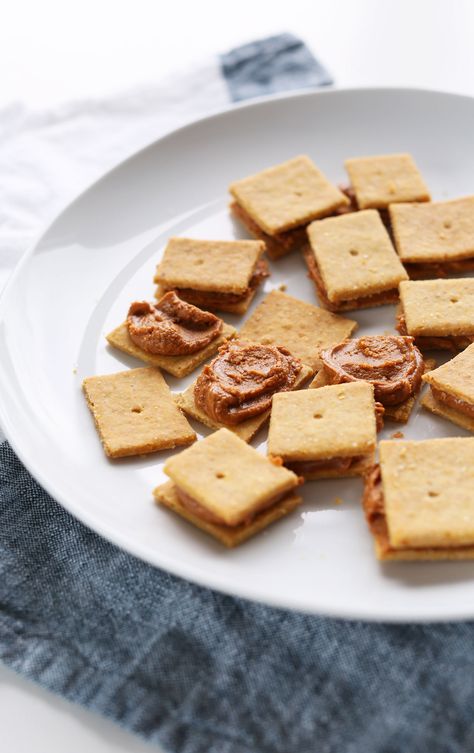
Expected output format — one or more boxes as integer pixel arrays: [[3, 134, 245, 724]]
[[2, 85, 474, 623]]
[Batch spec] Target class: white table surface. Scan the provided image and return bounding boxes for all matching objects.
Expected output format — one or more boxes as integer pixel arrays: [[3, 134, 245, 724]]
[[2, 1, 474, 750]]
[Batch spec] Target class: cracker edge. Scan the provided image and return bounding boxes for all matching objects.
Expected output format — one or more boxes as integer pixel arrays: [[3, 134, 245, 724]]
[[154, 480, 302, 547]]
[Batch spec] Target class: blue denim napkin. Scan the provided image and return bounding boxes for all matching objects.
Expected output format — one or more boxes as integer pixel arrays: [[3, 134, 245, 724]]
[[2, 34, 473, 753]]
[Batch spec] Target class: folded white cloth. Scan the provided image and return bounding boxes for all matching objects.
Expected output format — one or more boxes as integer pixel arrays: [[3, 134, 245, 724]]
[[0, 61, 231, 293]]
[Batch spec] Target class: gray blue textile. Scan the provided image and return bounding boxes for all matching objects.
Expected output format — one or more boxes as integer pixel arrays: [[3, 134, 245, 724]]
[[1, 34, 472, 753], [2, 442, 474, 753], [220, 32, 332, 101]]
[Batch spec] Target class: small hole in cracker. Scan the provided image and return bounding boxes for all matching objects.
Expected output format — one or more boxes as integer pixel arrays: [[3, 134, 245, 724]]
[[443, 220, 452, 229], [428, 490, 439, 498], [349, 249, 359, 256], [131, 406, 143, 413], [450, 297, 459, 303], [313, 413, 323, 419], [215, 472, 225, 479]]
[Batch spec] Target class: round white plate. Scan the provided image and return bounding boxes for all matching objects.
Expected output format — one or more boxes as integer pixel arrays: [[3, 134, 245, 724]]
[[2, 87, 474, 623]]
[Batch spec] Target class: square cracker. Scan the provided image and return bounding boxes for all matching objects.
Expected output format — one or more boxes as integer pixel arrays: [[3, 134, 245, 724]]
[[310, 358, 436, 423], [162, 428, 300, 527], [239, 290, 357, 373], [390, 196, 474, 263], [379, 438, 474, 549], [154, 480, 302, 548], [175, 363, 313, 443], [154, 237, 265, 294], [82, 367, 196, 458], [399, 279, 474, 337], [229, 155, 349, 236], [344, 153, 430, 209], [423, 342, 474, 403], [268, 382, 376, 461], [106, 321, 236, 378], [306, 210, 408, 303], [421, 389, 474, 433]]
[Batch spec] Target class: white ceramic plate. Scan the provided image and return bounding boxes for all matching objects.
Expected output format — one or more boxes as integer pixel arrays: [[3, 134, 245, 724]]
[[2, 88, 474, 623]]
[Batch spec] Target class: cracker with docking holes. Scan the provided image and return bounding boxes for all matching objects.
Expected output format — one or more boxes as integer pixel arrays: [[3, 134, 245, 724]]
[[82, 367, 196, 458], [399, 279, 474, 337], [305, 210, 407, 311], [239, 290, 357, 373], [229, 155, 349, 237], [154, 428, 302, 545], [106, 321, 236, 378], [380, 438, 474, 550], [153, 237, 267, 314], [344, 153, 430, 210], [390, 196, 474, 264], [267, 382, 376, 479]]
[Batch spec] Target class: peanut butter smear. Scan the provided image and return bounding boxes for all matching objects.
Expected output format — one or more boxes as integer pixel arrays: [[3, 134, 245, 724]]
[[194, 340, 302, 425], [127, 292, 222, 356], [362, 464, 385, 532], [321, 335, 424, 406]]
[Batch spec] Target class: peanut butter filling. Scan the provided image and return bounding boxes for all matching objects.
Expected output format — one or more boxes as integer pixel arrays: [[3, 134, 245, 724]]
[[286, 454, 364, 476], [162, 258, 269, 308], [230, 201, 308, 257], [396, 308, 474, 352], [430, 386, 474, 419], [127, 292, 222, 356], [194, 340, 302, 425], [321, 336, 424, 406], [175, 485, 294, 527], [303, 247, 399, 312]]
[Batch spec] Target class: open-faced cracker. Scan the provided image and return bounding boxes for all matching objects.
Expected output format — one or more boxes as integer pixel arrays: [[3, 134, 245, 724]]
[[82, 367, 196, 458], [106, 321, 236, 378]]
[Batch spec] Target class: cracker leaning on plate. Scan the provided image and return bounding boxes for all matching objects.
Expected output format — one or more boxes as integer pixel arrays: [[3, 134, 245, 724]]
[[397, 279, 474, 351], [154, 237, 268, 314], [304, 210, 408, 312], [239, 290, 357, 373], [154, 428, 302, 547], [363, 438, 474, 560], [421, 343, 474, 432], [82, 367, 196, 458], [267, 382, 377, 480], [229, 155, 349, 259]]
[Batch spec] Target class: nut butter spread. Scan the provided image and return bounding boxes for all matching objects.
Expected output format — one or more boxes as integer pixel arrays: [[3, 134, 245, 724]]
[[127, 291, 222, 356], [321, 335, 424, 406], [362, 464, 386, 534], [194, 340, 302, 425]]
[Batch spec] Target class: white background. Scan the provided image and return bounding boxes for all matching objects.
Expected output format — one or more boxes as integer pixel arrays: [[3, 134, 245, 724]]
[[2, 1, 474, 751]]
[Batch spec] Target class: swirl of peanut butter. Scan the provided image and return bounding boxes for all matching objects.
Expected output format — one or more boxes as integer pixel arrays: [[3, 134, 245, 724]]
[[321, 335, 424, 406], [127, 292, 222, 356], [194, 340, 302, 425]]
